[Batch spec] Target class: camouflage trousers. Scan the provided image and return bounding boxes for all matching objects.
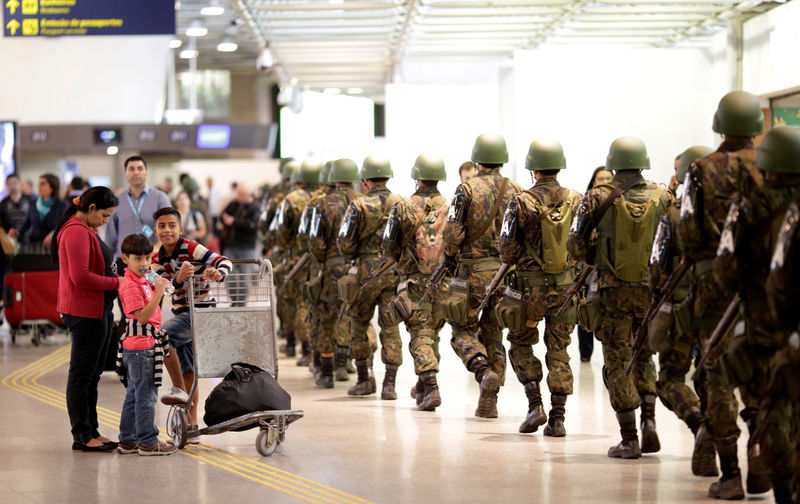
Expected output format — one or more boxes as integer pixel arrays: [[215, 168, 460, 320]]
[[403, 277, 444, 375], [348, 260, 401, 365], [506, 276, 576, 395], [448, 264, 506, 384], [311, 262, 347, 355], [656, 297, 701, 419], [286, 276, 310, 343], [595, 286, 656, 412]]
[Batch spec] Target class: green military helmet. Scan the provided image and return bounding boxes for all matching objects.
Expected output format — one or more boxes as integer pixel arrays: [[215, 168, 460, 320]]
[[471, 132, 508, 165], [296, 157, 323, 185], [329, 158, 360, 184], [279, 157, 296, 180], [184, 177, 200, 193], [676, 145, 715, 182], [360, 155, 393, 180], [411, 153, 446, 181], [285, 160, 301, 183], [606, 136, 650, 171], [525, 138, 566, 171], [320, 161, 334, 185], [712, 90, 764, 137], [757, 126, 800, 174]]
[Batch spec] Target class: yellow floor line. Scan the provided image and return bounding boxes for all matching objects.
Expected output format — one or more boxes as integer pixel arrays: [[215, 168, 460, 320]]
[[3, 345, 373, 504]]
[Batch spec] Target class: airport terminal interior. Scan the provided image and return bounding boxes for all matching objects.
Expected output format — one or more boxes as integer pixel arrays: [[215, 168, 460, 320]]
[[2, 0, 800, 502]]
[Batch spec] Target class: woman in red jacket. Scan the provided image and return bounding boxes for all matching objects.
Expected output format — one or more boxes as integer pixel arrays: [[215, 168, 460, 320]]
[[51, 187, 120, 452]]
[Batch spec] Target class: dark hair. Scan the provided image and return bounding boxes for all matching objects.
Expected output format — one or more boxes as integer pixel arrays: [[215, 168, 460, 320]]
[[459, 161, 475, 175], [536, 169, 559, 177], [479, 163, 502, 169], [40, 173, 61, 199], [70, 176, 84, 191], [179, 173, 190, 184], [6, 173, 19, 182], [153, 206, 181, 223], [51, 186, 119, 262], [124, 155, 147, 170], [586, 166, 609, 193], [121, 233, 153, 256]]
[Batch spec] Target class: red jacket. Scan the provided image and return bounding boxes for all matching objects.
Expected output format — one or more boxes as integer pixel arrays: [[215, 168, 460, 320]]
[[57, 216, 118, 318]]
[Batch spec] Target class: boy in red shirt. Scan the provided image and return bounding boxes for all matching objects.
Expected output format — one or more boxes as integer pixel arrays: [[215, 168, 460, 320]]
[[116, 234, 177, 456]]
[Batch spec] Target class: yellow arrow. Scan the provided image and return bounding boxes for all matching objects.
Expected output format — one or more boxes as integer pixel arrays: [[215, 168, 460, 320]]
[[6, 18, 20, 35], [6, 0, 20, 15]]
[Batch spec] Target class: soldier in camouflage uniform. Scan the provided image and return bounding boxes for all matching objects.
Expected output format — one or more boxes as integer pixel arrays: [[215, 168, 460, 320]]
[[381, 154, 449, 411], [442, 132, 523, 418], [568, 137, 672, 459], [337, 156, 404, 398], [713, 127, 800, 504], [308, 159, 362, 388], [276, 159, 321, 367], [496, 139, 582, 435], [678, 91, 768, 499], [649, 145, 719, 477]]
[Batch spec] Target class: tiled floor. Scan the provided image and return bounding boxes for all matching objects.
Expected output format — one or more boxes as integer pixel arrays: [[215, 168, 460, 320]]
[[0, 323, 758, 504]]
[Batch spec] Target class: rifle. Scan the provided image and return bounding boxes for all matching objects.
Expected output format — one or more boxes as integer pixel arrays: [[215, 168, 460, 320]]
[[475, 263, 511, 319], [336, 258, 397, 322], [690, 293, 742, 381], [555, 265, 595, 317], [419, 258, 454, 305], [277, 252, 310, 295], [626, 257, 691, 375]]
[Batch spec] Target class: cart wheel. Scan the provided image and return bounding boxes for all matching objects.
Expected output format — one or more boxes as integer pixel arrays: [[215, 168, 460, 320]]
[[169, 407, 189, 449], [256, 426, 278, 456]]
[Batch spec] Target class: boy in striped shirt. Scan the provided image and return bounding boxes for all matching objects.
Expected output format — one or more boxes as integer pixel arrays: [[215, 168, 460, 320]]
[[152, 207, 232, 439], [117, 234, 177, 456]]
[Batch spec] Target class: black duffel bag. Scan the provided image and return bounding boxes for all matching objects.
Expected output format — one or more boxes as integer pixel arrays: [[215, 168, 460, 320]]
[[203, 362, 291, 431]]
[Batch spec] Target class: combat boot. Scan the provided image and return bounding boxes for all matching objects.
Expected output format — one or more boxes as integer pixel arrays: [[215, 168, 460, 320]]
[[708, 443, 744, 500], [419, 371, 441, 411], [347, 359, 374, 396], [284, 331, 296, 357], [367, 354, 377, 393], [639, 393, 661, 453], [316, 357, 334, 389], [543, 394, 567, 437], [519, 382, 547, 433], [683, 407, 718, 477], [309, 350, 320, 376], [381, 364, 398, 400], [334, 347, 350, 382], [410, 378, 425, 407], [744, 415, 772, 494], [608, 410, 642, 459], [296, 340, 311, 367], [770, 478, 793, 504], [469, 356, 499, 418]]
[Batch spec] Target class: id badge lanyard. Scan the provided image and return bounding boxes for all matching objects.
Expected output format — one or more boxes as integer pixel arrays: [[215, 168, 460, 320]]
[[128, 192, 154, 238]]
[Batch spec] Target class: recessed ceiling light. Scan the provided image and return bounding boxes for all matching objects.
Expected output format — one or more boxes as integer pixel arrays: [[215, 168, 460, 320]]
[[200, 2, 224, 16], [186, 19, 208, 37], [323, 88, 341, 95], [217, 38, 238, 52], [179, 49, 199, 59], [346, 87, 364, 95], [106, 145, 119, 156], [169, 39, 182, 49]]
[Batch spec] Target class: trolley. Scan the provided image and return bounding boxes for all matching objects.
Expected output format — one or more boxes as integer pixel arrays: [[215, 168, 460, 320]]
[[167, 258, 303, 456]]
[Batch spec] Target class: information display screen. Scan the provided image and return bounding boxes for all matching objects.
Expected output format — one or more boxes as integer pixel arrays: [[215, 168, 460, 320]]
[[196, 124, 231, 149], [0, 122, 17, 197], [94, 128, 121, 144]]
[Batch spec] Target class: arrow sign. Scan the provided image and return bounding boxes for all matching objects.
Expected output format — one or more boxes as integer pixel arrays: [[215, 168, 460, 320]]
[[6, 19, 20, 35], [6, 0, 20, 15]]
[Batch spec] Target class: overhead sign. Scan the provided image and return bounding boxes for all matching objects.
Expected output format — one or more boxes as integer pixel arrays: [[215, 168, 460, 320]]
[[3, 0, 175, 37], [773, 107, 800, 127]]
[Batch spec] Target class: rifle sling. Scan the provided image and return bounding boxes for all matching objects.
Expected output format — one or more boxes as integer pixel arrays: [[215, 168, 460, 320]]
[[464, 177, 509, 246]]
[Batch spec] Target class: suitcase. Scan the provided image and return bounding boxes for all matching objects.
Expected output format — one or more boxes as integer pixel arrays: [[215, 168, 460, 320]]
[[4, 270, 62, 344]]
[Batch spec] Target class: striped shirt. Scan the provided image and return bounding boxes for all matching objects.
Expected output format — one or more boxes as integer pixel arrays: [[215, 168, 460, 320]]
[[118, 269, 160, 350], [115, 321, 169, 388], [152, 236, 232, 314]]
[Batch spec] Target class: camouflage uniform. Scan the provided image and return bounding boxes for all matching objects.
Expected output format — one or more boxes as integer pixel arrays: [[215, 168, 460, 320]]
[[443, 168, 522, 392], [337, 185, 404, 367]]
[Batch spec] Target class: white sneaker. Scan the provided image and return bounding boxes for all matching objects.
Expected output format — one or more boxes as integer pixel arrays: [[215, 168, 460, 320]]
[[160, 387, 190, 405]]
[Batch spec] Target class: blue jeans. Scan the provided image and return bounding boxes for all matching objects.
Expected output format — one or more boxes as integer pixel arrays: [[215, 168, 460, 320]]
[[163, 311, 194, 373], [119, 348, 159, 446]]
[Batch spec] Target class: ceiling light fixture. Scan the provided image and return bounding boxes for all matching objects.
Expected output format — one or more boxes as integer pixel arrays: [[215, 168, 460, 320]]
[[346, 87, 364, 95], [106, 145, 119, 156], [179, 48, 199, 59], [186, 19, 208, 37], [217, 37, 238, 52], [201, 1, 224, 16], [169, 39, 182, 49], [323, 88, 341, 95]]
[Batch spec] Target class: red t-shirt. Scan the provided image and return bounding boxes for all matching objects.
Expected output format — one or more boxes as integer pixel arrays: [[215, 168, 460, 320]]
[[119, 269, 161, 350]]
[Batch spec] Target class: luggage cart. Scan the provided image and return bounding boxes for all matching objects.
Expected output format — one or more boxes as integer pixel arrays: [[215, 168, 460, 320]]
[[167, 258, 303, 456]]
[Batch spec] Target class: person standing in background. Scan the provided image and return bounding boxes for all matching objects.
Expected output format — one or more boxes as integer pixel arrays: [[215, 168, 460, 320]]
[[459, 161, 478, 184], [175, 191, 207, 243], [205, 176, 221, 237], [14, 173, 69, 251], [220, 184, 259, 305], [21, 178, 34, 198], [104, 156, 171, 260]]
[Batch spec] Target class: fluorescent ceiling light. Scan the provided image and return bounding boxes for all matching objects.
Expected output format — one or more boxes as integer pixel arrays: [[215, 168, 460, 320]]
[[323, 88, 341, 95], [169, 39, 182, 49], [186, 19, 208, 37], [346, 87, 364, 95], [106, 145, 119, 156], [179, 49, 199, 59], [217, 38, 238, 52], [201, 3, 224, 16]]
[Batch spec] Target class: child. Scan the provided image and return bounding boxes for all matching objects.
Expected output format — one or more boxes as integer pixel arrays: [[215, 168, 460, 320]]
[[152, 207, 232, 442], [116, 234, 177, 456]]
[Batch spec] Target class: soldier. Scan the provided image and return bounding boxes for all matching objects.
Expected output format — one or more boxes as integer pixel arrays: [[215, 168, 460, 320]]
[[567, 136, 672, 459], [441, 132, 523, 418], [308, 159, 362, 388], [649, 145, 718, 476], [496, 139, 582, 435], [381, 154, 449, 411], [678, 90, 768, 499], [713, 126, 800, 503], [276, 158, 321, 367], [337, 156, 404, 398]]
